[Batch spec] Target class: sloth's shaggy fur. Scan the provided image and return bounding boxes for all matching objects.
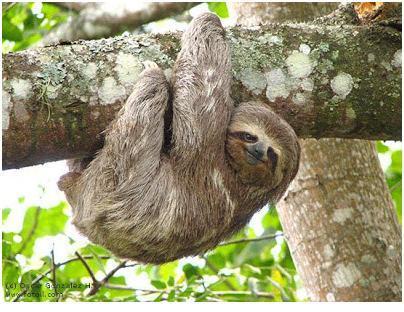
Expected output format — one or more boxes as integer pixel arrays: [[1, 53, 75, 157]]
[[58, 13, 300, 264]]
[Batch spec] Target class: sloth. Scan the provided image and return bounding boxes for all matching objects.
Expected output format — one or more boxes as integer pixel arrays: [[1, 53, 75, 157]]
[[58, 13, 300, 264]]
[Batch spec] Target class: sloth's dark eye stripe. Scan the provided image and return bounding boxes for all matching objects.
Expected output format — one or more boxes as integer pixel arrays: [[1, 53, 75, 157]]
[[230, 131, 245, 139], [267, 147, 278, 173], [231, 131, 257, 142]]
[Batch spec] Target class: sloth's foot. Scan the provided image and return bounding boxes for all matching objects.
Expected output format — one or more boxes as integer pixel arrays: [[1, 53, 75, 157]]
[[57, 172, 81, 191]]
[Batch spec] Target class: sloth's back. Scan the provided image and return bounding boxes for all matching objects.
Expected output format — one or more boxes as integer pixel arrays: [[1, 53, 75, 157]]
[[73, 160, 241, 263]]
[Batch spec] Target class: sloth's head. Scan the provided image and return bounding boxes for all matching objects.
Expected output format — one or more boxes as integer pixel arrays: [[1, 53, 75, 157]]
[[226, 102, 300, 191]]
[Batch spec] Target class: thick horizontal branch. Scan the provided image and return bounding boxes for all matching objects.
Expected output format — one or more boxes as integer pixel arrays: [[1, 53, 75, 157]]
[[2, 23, 401, 169]]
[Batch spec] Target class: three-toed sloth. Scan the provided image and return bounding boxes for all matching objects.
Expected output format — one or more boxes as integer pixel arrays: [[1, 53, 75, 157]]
[[58, 13, 300, 264]]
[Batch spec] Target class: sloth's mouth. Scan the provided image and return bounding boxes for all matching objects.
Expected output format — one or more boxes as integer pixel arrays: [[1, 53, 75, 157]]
[[246, 150, 264, 165]]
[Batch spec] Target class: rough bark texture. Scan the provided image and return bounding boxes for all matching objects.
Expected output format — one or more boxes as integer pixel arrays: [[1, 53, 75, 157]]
[[230, 2, 339, 25], [234, 2, 402, 302], [2, 22, 401, 169], [278, 139, 402, 301], [40, 2, 198, 45]]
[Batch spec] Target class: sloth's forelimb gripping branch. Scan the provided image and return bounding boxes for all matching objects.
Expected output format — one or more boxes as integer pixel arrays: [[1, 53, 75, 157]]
[[170, 13, 233, 166]]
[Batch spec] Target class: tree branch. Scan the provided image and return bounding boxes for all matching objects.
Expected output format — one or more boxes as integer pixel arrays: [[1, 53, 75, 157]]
[[52, 2, 94, 12], [16, 206, 41, 254], [40, 2, 198, 45], [50, 247, 59, 301], [202, 256, 237, 290], [87, 260, 127, 296], [3, 22, 401, 169], [103, 284, 275, 300], [74, 251, 98, 283], [218, 233, 282, 246], [11, 254, 134, 301]]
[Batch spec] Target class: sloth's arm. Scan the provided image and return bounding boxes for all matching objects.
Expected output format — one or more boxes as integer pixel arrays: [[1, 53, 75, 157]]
[[98, 64, 170, 180], [170, 13, 233, 164], [59, 64, 169, 199]]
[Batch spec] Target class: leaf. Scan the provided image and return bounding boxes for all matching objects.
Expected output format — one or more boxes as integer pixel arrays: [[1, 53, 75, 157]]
[[108, 276, 126, 286], [206, 253, 226, 269], [2, 18, 23, 41], [23, 10, 37, 30], [195, 291, 210, 302], [241, 264, 262, 278], [41, 3, 61, 18], [36, 202, 68, 236], [155, 261, 178, 281], [182, 263, 199, 280], [8, 3, 28, 26], [153, 292, 164, 302], [261, 205, 282, 230], [2, 208, 11, 223], [376, 141, 389, 153], [167, 290, 176, 301], [14, 202, 69, 257], [167, 276, 175, 287], [3, 260, 21, 293], [12, 33, 42, 51], [207, 2, 229, 18], [151, 280, 166, 290], [391, 186, 402, 222], [178, 286, 193, 298], [2, 238, 13, 257], [59, 260, 89, 281], [235, 231, 277, 265], [390, 150, 402, 174]]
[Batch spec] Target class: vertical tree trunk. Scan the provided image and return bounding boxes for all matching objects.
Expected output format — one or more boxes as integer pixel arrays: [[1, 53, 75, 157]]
[[278, 139, 401, 301], [232, 2, 402, 302]]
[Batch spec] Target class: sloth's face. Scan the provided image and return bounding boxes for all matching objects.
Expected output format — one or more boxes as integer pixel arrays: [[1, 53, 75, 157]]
[[225, 102, 299, 189], [226, 122, 282, 188]]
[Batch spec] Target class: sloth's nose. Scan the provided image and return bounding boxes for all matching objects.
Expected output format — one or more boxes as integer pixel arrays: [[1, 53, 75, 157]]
[[247, 142, 266, 161], [253, 144, 265, 160]]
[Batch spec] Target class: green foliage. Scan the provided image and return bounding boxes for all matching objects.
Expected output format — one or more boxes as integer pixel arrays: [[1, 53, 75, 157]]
[[376, 141, 389, 153], [207, 2, 229, 18], [3, 198, 297, 302], [2, 2, 69, 53], [377, 141, 401, 222], [386, 149, 402, 222], [3, 201, 69, 301]]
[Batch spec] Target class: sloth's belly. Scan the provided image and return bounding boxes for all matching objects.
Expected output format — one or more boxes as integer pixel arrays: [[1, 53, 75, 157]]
[[74, 174, 257, 264], [88, 195, 239, 264]]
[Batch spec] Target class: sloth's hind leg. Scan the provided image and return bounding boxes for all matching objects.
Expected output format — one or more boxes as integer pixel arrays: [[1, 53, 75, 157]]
[[59, 63, 169, 223], [57, 157, 93, 211], [102, 62, 170, 179]]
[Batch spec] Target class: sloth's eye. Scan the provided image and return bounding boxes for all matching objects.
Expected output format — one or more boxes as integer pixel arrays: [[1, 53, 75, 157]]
[[242, 132, 257, 143]]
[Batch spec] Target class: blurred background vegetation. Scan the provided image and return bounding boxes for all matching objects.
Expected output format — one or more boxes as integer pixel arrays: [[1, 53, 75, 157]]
[[2, 2, 402, 302]]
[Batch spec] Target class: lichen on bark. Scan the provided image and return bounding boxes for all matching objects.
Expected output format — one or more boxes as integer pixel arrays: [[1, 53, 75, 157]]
[[2, 22, 401, 169]]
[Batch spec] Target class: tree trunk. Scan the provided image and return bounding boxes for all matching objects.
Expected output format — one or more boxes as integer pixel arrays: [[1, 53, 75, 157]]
[[233, 2, 402, 302], [278, 139, 402, 301]]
